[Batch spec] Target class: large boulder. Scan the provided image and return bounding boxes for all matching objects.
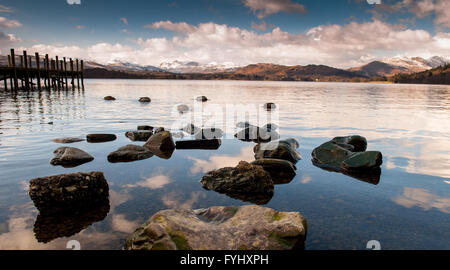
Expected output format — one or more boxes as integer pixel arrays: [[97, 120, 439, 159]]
[[176, 139, 221, 150], [125, 130, 153, 141], [29, 171, 109, 215], [107, 145, 154, 163], [251, 159, 296, 184], [144, 131, 176, 152], [254, 138, 301, 164], [331, 135, 367, 152], [124, 205, 307, 250], [51, 137, 84, 144], [50, 147, 94, 167], [341, 151, 383, 171], [86, 133, 117, 143], [311, 141, 352, 169], [200, 161, 274, 204]]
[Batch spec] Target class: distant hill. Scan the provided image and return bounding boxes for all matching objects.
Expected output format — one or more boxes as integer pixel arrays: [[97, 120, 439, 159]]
[[389, 64, 450, 85], [349, 61, 408, 77]]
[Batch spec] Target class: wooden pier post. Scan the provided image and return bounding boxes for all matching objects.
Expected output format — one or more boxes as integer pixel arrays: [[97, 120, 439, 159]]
[[23, 51, 30, 90], [80, 60, 84, 88], [76, 59, 80, 88], [11, 49, 18, 90], [63, 57, 68, 89], [45, 54, 50, 89], [55, 56, 60, 89], [70, 58, 74, 88], [35, 52, 41, 90]]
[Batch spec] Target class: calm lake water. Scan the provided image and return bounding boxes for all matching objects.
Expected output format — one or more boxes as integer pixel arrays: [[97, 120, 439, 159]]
[[0, 79, 449, 250]]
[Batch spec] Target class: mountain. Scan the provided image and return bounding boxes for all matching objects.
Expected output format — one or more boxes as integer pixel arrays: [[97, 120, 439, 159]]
[[349, 61, 408, 77], [381, 56, 449, 73], [389, 63, 450, 85], [159, 60, 237, 73], [106, 61, 166, 72]]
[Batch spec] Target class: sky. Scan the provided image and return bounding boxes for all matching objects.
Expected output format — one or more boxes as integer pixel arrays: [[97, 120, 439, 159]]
[[0, 0, 449, 68]]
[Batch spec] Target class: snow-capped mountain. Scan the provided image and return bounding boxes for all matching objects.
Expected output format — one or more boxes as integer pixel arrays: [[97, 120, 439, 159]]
[[106, 61, 166, 72], [159, 60, 239, 73], [381, 56, 449, 73]]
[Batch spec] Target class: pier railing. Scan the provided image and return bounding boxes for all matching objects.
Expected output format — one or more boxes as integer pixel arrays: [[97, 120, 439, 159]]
[[0, 48, 84, 91]]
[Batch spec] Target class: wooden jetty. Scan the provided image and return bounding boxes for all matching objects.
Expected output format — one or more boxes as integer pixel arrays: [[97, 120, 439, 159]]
[[0, 48, 84, 91]]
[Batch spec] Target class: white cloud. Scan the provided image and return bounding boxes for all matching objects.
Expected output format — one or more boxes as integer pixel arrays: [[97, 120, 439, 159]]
[[124, 175, 171, 189], [251, 21, 267, 31], [0, 5, 14, 13], [393, 187, 450, 213], [20, 20, 450, 68], [243, 0, 306, 19], [0, 16, 22, 28], [67, 0, 81, 5], [367, 0, 381, 4], [0, 32, 21, 54]]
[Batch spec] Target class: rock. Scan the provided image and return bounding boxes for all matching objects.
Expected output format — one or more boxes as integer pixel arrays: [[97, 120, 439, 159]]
[[177, 104, 189, 113], [341, 151, 383, 171], [107, 145, 154, 163], [251, 159, 296, 184], [194, 128, 224, 140], [236, 121, 257, 129], [262, 123, 278, 132], [139, 97, 151, 103], [311, 135, 383, 184], [52, 137, 84, 144], [176, 139, 221, 150], [29, 171, 109, 215], [33, 200, 110, 243], [124, 205, 307, 250], [104, 96, 116, 101], [235, 126, 279, 143], [137, 125, 154, 131], [50, 147, 94, 167], [86, 133, 117, 143], [144, 131, 175, 152], [125, 130, 153, 141], [196, 96, 208, 102], [331, 135, 367, 152], [200, 161, 274, 204], [48, 121, 54, 125], [181, 123, 199, 135], [264, 102, 276, 111], [154, 127, 165, 133], [254, 139, 301, 164]]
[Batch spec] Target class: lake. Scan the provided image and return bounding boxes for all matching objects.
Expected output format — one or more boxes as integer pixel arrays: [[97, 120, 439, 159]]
[[0, 79, 449, 250]]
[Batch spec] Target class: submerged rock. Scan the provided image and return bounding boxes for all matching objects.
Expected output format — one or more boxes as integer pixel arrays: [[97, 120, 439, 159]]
[[124, 205, 307, 250], [200, 161, 274, 204], [251, 158, 296, 184], [177, 104, 189, 113], [176, 139, 221, 150], [311, 135, 383, 184], [196, 96, 208, 102], [137, 125, 154, 131], [144, 131, 176, 152], [264, 102, 276, 111], [50, 147, 94, 167], [51, 137, 84, 144], [235, 126, 280, 143], [86, 133, 117, 143], [107, 145, 153, 163], [194, 128, 224, 140], [181, 123, 199, 135], [125, 130, 153, 141], [139, 97, 151, 103], [29, 171, 109, 215], [104, 96, 116, 101], [254, 138, 301, 164], [33, 200, 110, 243]]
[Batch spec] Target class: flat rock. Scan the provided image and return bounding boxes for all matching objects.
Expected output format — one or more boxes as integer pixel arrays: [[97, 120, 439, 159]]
[[194, 128, 224, 140], [144, 131, 175, 152], [139, 97, 151, 103], [176, 139, 221, 150], [125, 130, 153, 141], [86, 133, 117, 143], [107, 145, 154, 163], [104, 96, 116, 101], [200, 161, 274, 204], [52, 137, 84, 144], [50, 147, 94, 167], [196, 96, 208, 102], [254, 138, 301, 164], [235, 126, 279, 143], [341, 151, 383, 171], [331, 135, 367, 152], [137, 125, 154, 131], [177, 104, 189, 113], [181, 123, 199, 135], [251, 158, 296, 184], [124, 205, 307, 250], [29, 171, 109, 215]]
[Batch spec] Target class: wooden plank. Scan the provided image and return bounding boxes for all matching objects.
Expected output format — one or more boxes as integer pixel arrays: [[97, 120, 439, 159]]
[[7, 54, 13, 88], [35, 52, 41, 90], [70, 58, 74, 87], [45, 54, 50, 88], [63, 57, 68, 89], [76, 59, 80, 88], [80, 60, 84, 88]]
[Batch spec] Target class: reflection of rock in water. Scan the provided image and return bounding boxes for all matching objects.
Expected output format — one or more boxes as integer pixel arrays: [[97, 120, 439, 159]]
[[217, 190, 273, 205], [33, 200, 110, 243], [312, 163, 381, 185]]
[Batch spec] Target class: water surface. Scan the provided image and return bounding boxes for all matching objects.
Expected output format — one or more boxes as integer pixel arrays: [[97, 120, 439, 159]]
[[0, 79, 449, 250]]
